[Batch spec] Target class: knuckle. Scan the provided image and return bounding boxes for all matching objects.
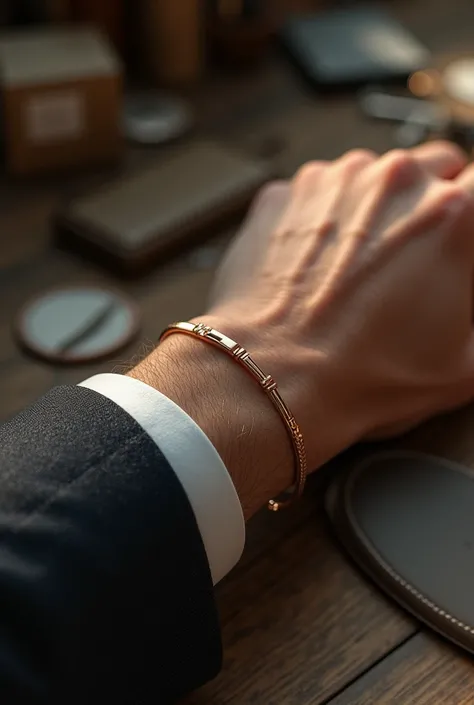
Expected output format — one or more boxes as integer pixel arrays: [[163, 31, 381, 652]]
[[340, 148, 376, 170], [432, 182, 471, 219], [253, 179, 289, 208], [431, 140, 466, 163], [294, 161, 325, 187], [381, 150, 419, 188]]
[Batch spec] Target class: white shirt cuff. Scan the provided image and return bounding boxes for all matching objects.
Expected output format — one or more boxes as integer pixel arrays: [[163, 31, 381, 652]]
[[79, 373, 245, 584]]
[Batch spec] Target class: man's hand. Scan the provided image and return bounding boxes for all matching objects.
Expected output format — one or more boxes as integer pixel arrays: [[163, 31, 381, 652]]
[[131, 141, 474, 516]]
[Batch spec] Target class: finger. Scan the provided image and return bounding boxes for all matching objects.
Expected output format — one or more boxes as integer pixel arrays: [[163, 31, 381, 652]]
[[411, 140, 467, 179], [455, 162, 474, 196], [335, 148, 378, 172], [292, 160, 330, 198], [452, 164, 474, 259]]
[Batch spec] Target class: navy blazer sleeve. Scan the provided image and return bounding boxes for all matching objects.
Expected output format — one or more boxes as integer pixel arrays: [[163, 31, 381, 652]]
[[0, 386, 222, 703]]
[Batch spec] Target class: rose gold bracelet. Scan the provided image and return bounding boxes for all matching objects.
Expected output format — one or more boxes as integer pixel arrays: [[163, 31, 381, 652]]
[[159, 321, 307, 511]]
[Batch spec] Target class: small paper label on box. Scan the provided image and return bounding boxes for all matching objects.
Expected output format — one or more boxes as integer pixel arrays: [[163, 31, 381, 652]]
[[26, 91, 84, 143]]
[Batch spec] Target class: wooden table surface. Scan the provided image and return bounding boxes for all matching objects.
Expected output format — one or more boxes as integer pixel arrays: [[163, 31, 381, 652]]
[[2, 1, 474, 702]]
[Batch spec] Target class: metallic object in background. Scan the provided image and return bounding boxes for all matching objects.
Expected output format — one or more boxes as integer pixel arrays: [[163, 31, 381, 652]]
[[394, 109, 432, 148], [359, 89, 448, 147], [361, 56, 474, 151], [443, 58, 474, 106], [359, 90, 441, 124], [409, 54, 474, 154], [16, 286, 140, 364], [123, 92, 193, 145]]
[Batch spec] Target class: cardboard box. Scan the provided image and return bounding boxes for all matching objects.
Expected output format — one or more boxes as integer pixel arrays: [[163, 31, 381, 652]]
[[0, 26, 122, 175]]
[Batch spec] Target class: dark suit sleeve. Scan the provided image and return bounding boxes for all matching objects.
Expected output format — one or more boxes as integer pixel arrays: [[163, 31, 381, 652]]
[[0, 386, 222, 704]]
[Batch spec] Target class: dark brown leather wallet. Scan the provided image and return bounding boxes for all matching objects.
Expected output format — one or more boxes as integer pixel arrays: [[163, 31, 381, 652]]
[[55, 139, 272, 276], [326, 450, 474, 654]]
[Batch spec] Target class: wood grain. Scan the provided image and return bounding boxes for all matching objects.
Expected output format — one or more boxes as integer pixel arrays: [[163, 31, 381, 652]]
[[1, 1, 474, 702], [184, 510, 413, 705], [327, 633, 474, 705], [0, 359, 55, 422]]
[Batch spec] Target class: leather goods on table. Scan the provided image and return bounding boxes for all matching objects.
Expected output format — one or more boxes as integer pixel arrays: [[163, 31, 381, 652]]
[[281, 7, 430, 89], [326, 451, 474, 654], [55, 139, 272, 276], [16, 285, 140, 365]]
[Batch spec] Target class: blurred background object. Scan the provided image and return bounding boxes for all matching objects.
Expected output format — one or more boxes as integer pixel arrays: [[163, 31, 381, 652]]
[[7, 0, 49, 25], [69, 0, 125, 54], [56, 140, 271, 276], [2, 4, 474, 701], [47, 0, 71, 23], [412, 55, 474, 153], [16, 285, 140, 363], [280, 7, 431, 89], [140, 0, 203, 84], [206, 0, 273, 68], [0, 0, 473, 369], [361, 54, 474, 153], [123, 91, 193, 145], [0, 26, 122, 174]]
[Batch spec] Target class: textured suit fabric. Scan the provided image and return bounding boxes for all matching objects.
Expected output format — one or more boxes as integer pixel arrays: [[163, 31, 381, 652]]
[[0, 386, 222, 703]]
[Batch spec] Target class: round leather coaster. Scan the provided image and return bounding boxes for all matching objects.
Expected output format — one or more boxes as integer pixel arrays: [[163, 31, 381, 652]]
[[16, 285, 140, 365], [326, 451, 474, 654]]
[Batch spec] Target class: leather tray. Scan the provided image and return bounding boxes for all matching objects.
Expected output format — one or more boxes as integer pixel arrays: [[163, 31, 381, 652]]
[[326, 450, 474, 654], [55, 140, 272, 277]]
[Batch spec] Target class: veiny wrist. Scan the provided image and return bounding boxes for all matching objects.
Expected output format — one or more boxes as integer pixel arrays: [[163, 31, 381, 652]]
[[199, 311, 367, 471], [127, 327, 293, 519]]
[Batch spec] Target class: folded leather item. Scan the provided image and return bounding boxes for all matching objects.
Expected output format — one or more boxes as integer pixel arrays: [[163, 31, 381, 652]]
[[326, 451, 474, 654], [56, 140, 272, 276]]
